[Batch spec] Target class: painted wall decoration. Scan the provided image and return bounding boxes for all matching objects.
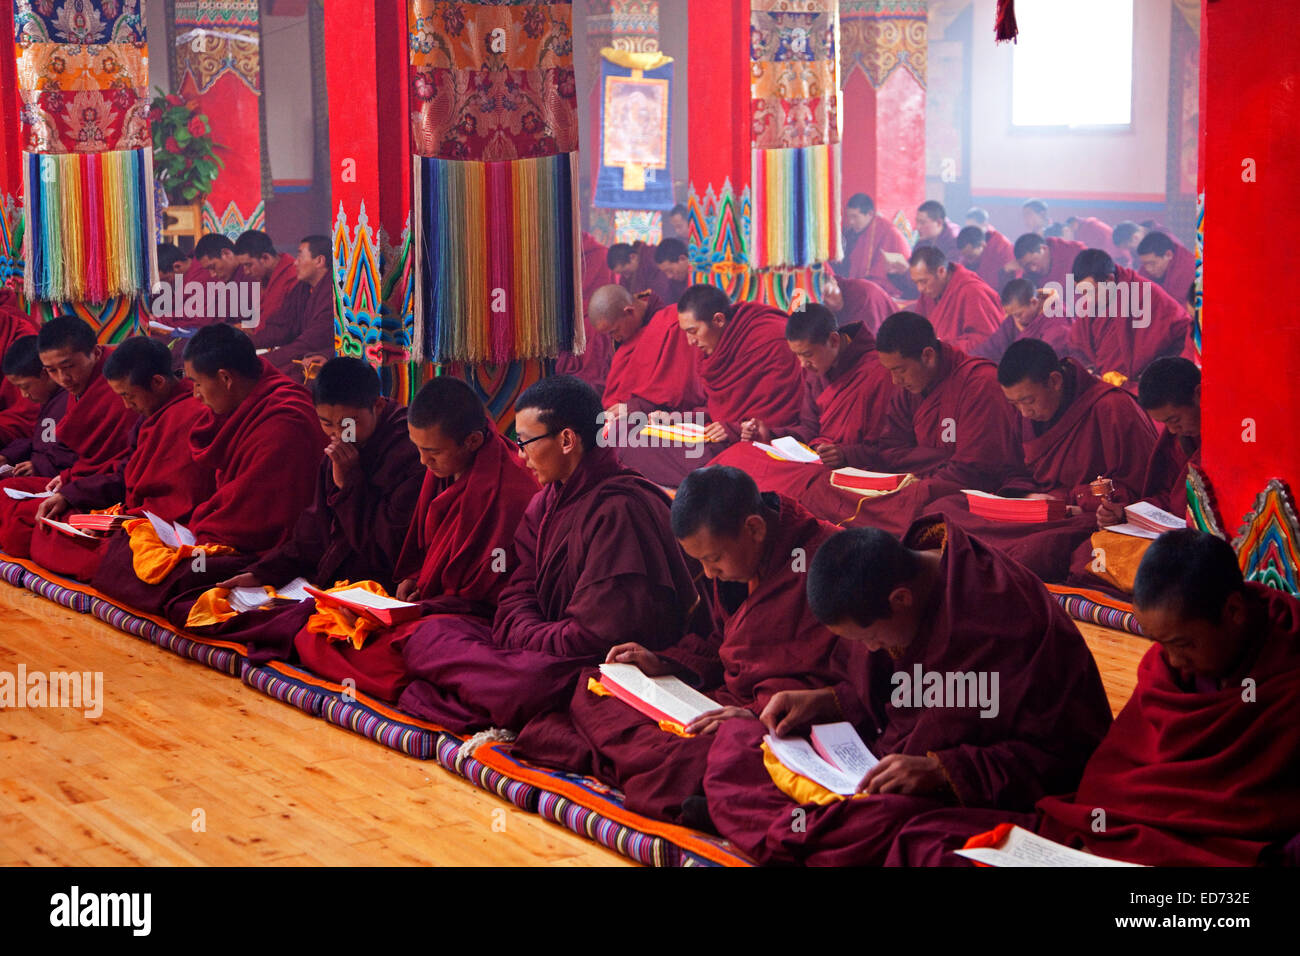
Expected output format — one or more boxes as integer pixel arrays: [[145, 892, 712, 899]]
[[840, 0, 927, 91], [1234, 479, 1300, 597], [408, 0, 583, 365], [14, 0, 157, 304], [171, 0, 266, 236], [594, 49, 673, 210]]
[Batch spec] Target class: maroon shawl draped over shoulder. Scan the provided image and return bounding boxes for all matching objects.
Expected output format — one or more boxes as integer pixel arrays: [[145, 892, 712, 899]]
[[1149, 242, 1197, 304], [970, 228, 1018, 293], [1022, 236, 1086, 291], [845, 216, 910, 285], [252, 277, 336, 379], [701, 301, 804, 433], [835, 278, 895, 334], [972, 307, 1071, 364], [913, 264, 1003, 353], [0, 298, 39, 444], [1067, 266, 1190, 388], [704, 517, 1113, 865], [602, 296, 704, 411], [57, 347, 138, 484]]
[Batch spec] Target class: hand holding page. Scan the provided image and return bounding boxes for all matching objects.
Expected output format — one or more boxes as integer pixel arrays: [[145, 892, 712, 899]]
[[597, 662, 722, 728], [954, 825, 1143, 867], [143, 510, 195, 549], [273, 577, 314, 602], [228, 586, 275, 614], [810, 722, 879, 779], [765, 722, 879, 796], [763, 436, 821, 463], [38, 516, 99, 539], [1123, 501, 1185, 533], [303, 584, 421, 626]]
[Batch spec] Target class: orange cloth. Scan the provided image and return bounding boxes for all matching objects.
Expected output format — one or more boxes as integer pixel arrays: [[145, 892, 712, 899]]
[[303, 580, 389, 650], [124, 518, 235, 585]]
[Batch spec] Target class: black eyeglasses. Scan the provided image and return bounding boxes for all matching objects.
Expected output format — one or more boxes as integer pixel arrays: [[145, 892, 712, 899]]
[[514, 431, 556, 451]]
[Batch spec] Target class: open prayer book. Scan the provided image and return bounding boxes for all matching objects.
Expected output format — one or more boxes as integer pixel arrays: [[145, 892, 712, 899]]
[[641, 420, 711, 444], [830, 467, 913, 494], [752, 436, 821, 463], [303, 585, 421, 626], [38, 517, 101, 540], [3, 487, 55, 500], [1110, 501, 1186, 538], [597, 662, 721, 728], [764, 722, 879, 796], [226, 576, 314, 614], [954, 825, 1144, 867], [882, 250, 910, 268], [144, 510, 196, 548], [0, 463, 11, 477], [68, 513, 130, 533], [962, 489, 1067, 522]]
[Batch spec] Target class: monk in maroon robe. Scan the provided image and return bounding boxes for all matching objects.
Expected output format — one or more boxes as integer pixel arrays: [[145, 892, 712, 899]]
[[183, 358, 424, 666], [92, 324, 325, 620], [0, 318, 136, 558], [250, 235, 336, 382], [956, 225, 1018, 292], [704, 518, 1112, 865], [909, 248, 1003, 353], [0, 335, 73, 480], [653, 238, 692, 304], [589, 285, 703, 416], [1014, 233, 1087, 293], [1063, 216, 1117, 258], [554, 232, 616, 392], [972, 278, 1071, 364], [712, 304, 895, 520], [514, 467, 854, 826], [889, 531, 1300, 867], [395, 376, 702, 729], [1067, 250, 1191, 391], [1110, 220, 1145, 270], [609, 241, 673, 304], [178, 233, 241, 330], [912, 201, 961, 261], [233, 230, 299, 337], [822, 275, 894, 334], [616, 285, 803, 488], [1137, 231, 1197, 306], [302, 382, 537, 699], [1066, 357, 1202, 593], [841, 193, 910, 288], [0, 292, 39, 445], [931, 340, 1157, 582], [30, 337, 213, 582]]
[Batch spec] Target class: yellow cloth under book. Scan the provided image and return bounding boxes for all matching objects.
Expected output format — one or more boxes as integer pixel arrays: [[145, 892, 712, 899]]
[[761, 741, 870, 806], [304, 580, 391, 650]]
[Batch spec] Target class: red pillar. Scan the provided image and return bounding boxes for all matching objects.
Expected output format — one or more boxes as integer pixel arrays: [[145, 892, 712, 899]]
[[1199, 0, 1300, 526]]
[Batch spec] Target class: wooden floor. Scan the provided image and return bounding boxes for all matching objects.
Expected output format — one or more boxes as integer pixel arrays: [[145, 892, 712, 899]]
[[0, 582, 629, 867], [0, 577, 1148, 867]]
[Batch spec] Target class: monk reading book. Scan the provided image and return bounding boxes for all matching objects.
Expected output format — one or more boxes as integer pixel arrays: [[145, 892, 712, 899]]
[[1067, 357, 1202, 594], [233, 230, 299, 336], [956, 225, 1018, 293], [888, 531, 1300, 867], [1136, 231, 1197, 308], [182, 357, 424, 664], [841, 193, 911, 289], [91, 324, 325, 620], [617, 284, 803, 488], [972, 278, 1071, 364], [1013, 233, 1087, 293], [395, 376, 703, 729], [589, 284, 704, 419], [513, 466, 854, 827], [0, 292, 39, 445], [703, 520, 1112, 865], [608, 241, 674, 304], [908, 247, 1003, 354], [1066, 249, 1192, 391], [0, 317, 136, 558], [29, 337, 213, 582], [931, 339, 1157, 582], [285, 376, 537, 698], [249, 235, 336, 383], [0, 336, 73, 480]]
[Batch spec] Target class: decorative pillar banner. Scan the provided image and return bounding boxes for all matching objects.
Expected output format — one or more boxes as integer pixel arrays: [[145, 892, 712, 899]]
[[409, 0, 583, 365], [594, 49, 673, 211], [15, 0, 157, 306], [172, 0, 266, 236]]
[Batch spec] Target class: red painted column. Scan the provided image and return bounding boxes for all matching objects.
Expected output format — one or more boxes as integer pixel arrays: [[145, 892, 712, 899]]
[[686, 0, 749, 203], [1200, 0, 1300, 525]]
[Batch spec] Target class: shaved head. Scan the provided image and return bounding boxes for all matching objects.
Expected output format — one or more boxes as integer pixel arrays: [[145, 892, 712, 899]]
[[588, 284, 635, 322], [588, 283, 648, 344]]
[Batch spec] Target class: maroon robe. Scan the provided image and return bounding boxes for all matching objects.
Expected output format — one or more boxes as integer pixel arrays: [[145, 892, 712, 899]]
[[513, 494, 856, 824], [619, 241, 674, 304], [1070, 217, 1116, 258], [617, 302, 804, 487], [968, 228, 1018, 293], [843, 216, 910, 286], [1021, 236, 1087, 292], [248, 253, 299, 336], [1066, 266, 1190, 390], [601, 294, 704, 412], [252, 277, 336, 380], [29, 380, 213, 582], [555, 232, 616, 392], [91, 360, 326, 619], [913, 264, 1004, 353], [710, 322, 896, 519], [0, 386, 72, 477], [834, 278, 895, 334], [0, 348, 136, 558], [395, 445, 704, 729], [704, 517, 1112, 866], [190, 398, 424, 664], [931, 360, 1158, 582], [1145, 242, 1197, 305], [169, 260, 214, 329], [913, 221, 961, 260], [891, 583, 1300, 867], [971, 307, 1072, 364], [0, 297, 40, 445]]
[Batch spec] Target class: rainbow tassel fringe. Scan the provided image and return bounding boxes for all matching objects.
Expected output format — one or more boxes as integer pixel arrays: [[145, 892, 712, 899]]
[[750, 143, 842, 269], [21, 149, 157, 304], [414, 152, 583, 365]]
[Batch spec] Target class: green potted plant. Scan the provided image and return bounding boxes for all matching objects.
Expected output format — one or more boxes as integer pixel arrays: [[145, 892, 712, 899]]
[[149, 88, 223, 205]]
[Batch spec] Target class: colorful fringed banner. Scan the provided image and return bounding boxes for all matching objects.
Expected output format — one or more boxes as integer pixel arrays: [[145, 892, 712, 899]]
[[749, 144, 841, 269], [414, 152, 582, 365]]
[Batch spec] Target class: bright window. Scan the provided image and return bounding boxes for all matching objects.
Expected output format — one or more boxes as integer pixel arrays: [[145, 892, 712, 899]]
[[1011, 0, 1134, 128]]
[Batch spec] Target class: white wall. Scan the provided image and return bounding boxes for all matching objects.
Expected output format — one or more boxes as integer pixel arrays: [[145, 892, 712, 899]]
[[968, 0, 1171, 199]]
